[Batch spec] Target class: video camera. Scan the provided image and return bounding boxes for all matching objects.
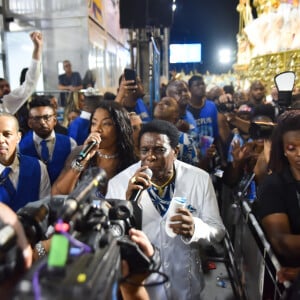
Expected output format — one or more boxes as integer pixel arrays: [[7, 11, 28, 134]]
[[11, 168, 162, 300], [216, 98, 236, 114], [249, 121, 276, 140]]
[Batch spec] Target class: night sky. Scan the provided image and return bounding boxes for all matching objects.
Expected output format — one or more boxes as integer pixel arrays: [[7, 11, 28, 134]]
[[170, 0, 240, 74]]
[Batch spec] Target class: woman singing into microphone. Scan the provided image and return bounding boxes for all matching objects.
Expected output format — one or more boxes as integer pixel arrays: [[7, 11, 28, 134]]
[[52, 100, 137, 197]]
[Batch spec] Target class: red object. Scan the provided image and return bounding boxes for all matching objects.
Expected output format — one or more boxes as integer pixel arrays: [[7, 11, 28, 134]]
[[55, 222, 70, 232], [207, 261, 217, 270]]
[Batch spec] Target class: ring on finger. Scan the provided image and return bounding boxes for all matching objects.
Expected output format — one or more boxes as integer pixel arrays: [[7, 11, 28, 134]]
[[131, 176, 137, 184]]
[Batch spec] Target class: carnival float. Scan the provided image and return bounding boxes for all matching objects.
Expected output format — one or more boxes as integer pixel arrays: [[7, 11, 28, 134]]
[[235, 0, 300, 91]]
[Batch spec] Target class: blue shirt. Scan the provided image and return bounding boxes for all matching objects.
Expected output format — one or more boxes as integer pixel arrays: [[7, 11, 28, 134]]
[[135, 98, 152, 122], [178, 132, 199, 166], [227, 132, 252, 162], [188, 99, 219, 153], [58, 72, 82, 87], [68, 116, 90, 145]]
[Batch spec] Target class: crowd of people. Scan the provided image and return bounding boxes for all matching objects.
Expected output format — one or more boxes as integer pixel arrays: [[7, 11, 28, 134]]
[[1, 31, 300, 299]]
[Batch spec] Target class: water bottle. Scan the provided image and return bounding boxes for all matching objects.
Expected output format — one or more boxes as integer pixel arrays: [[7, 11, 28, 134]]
[[165, 197, 187, 238]]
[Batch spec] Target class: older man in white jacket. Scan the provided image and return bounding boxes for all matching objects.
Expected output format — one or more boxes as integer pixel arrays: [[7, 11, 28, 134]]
[[106, 120, 225, 300]]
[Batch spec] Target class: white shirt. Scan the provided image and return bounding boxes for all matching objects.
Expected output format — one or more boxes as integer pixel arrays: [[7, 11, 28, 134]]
[[1, 58, 40, 114]]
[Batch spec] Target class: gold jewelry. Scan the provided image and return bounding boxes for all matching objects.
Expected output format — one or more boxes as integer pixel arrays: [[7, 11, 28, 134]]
[[151, 172, 175, 196], [131, 176, 137, 184], [97, 151, 119, 159]]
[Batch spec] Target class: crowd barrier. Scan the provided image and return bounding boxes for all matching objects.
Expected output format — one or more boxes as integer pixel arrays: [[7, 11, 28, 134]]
[[221, 186, 290, 300]]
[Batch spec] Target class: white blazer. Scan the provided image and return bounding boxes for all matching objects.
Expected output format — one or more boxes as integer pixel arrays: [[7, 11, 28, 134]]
[[106, 160, 225, 300]]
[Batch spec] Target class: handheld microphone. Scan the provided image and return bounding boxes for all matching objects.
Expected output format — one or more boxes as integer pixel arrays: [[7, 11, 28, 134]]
[[76, 140, 98, 162], [130, 168, 153, 203], [61, 168, 107, 222], [129, 168, 152, 230]]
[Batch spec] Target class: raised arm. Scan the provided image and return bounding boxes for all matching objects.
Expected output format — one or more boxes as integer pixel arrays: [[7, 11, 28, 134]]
[[2, 31, 43, 114], [30, 31, 43, 61]]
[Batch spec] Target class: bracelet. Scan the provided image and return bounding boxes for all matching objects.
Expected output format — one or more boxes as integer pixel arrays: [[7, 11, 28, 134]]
[[71, 159, 84, 172], [35, 241, 47, 258]]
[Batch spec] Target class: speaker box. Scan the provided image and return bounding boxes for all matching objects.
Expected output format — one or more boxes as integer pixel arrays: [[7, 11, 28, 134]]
[[119, 0, 173, 29]]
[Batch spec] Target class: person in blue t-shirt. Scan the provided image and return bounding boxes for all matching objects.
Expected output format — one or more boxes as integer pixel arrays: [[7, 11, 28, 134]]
[[187, 75, 220, 172], [187, 76, 219, 145], [165, 79, 196, 134], [153, 96, 199, 166]]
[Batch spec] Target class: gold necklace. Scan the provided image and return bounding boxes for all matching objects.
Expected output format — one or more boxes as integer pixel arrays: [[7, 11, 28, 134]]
[[151, 172, 175, 196], [97, 151, 119, 159]]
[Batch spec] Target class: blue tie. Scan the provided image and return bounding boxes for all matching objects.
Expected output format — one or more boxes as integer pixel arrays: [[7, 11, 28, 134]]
[[0, 167, 11, 184], [0, 166, 16, 207], [40, 140, 49, 163]]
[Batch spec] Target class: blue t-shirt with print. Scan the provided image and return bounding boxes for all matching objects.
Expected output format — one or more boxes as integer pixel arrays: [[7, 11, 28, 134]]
[[187, 99, 219, 152]]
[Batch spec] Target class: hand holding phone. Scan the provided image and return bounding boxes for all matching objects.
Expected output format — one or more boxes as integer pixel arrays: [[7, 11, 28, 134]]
[[124, 68, 137, 85]]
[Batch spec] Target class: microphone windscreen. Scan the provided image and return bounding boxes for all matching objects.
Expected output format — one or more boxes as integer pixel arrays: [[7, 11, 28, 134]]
[[144, 168, 153, 179]]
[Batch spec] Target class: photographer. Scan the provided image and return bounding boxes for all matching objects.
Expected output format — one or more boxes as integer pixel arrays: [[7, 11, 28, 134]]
[[223, 104, 275, 189]]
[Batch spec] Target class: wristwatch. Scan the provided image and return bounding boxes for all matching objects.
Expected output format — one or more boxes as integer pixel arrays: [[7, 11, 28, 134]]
[[71, 159, 85, 172], [35, 241, 47, 258]]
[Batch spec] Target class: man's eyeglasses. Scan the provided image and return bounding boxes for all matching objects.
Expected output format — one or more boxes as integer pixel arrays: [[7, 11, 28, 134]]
[[30, 115, 55, 122]]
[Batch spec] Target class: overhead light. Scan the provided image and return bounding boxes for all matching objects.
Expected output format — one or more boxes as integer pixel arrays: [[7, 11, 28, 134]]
[[218, 48, 231, 64]]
